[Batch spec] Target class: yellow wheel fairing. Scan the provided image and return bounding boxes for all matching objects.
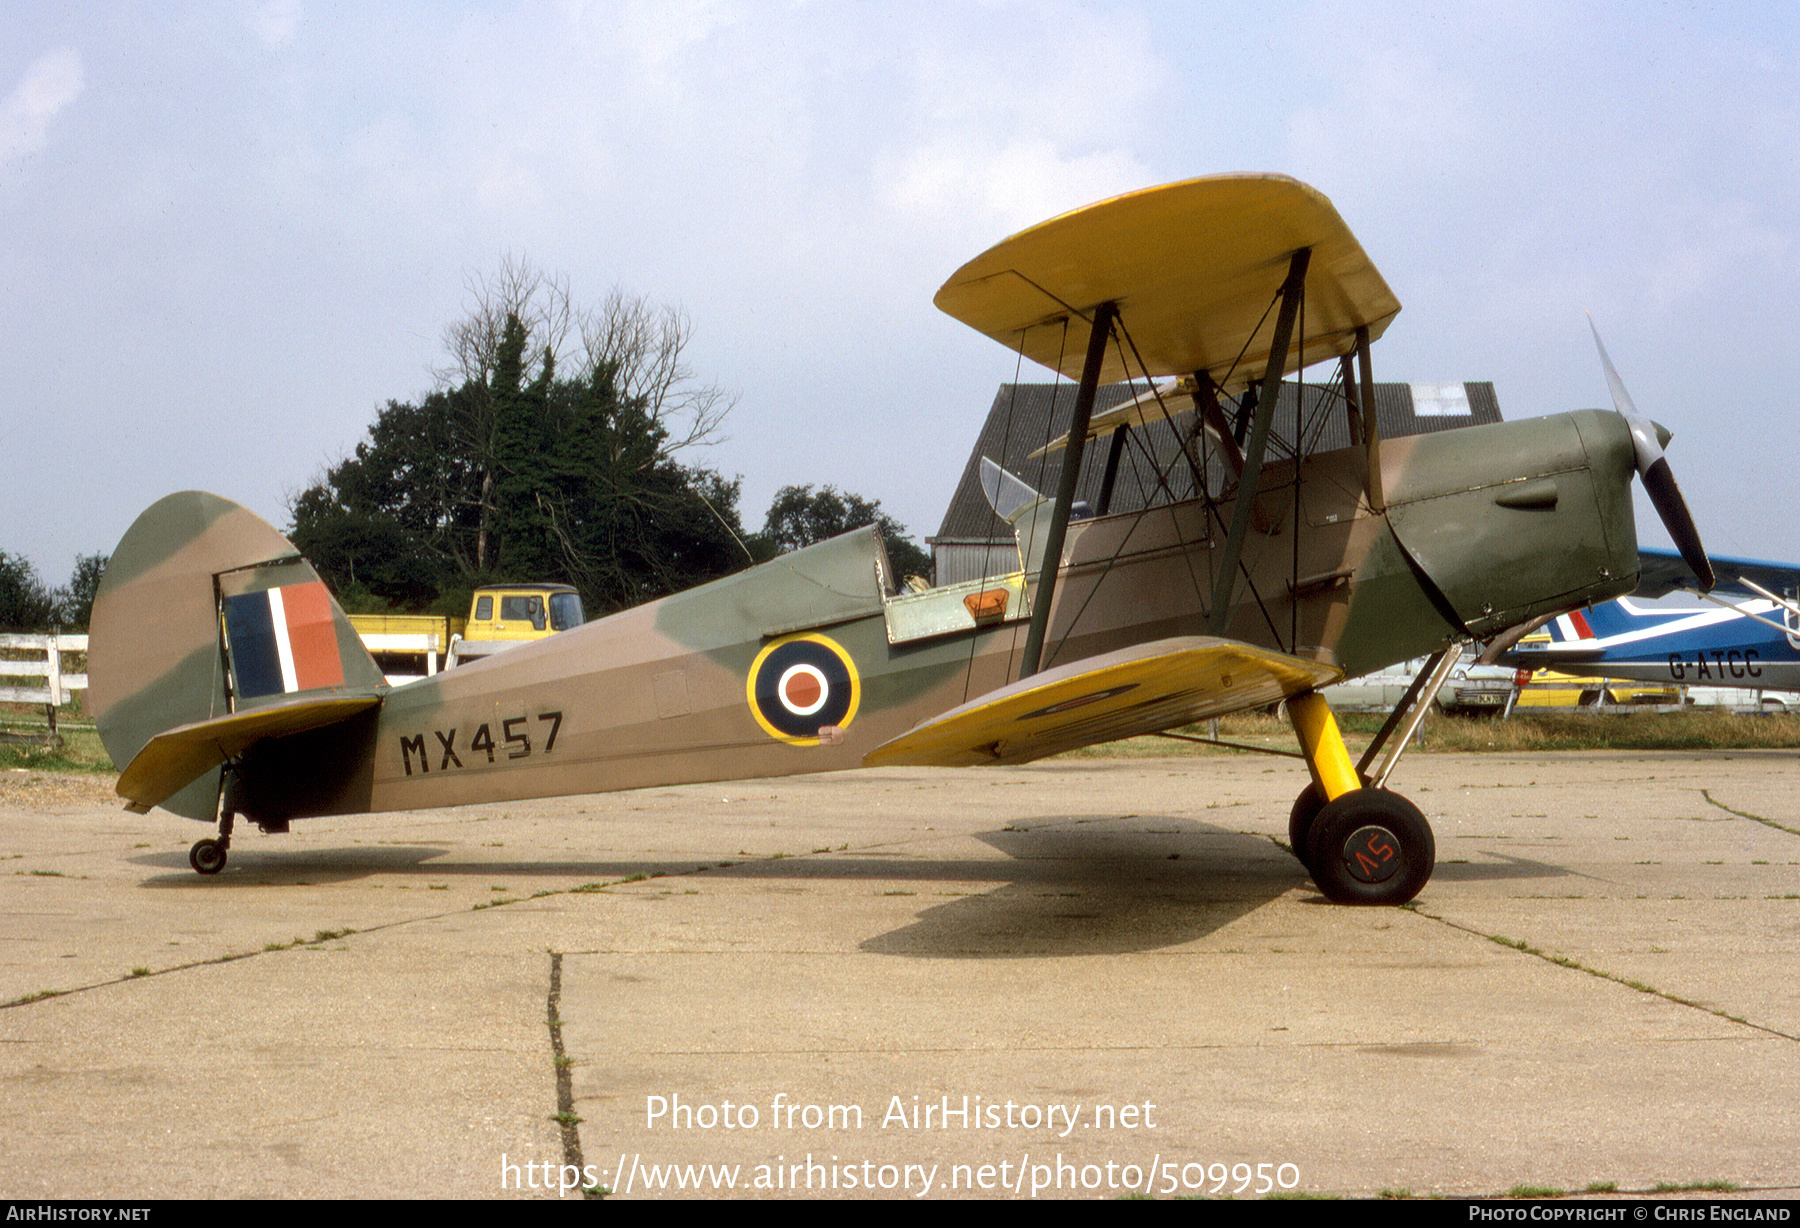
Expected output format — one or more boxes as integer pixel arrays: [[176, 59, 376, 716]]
[[746, 632, 862, 746]]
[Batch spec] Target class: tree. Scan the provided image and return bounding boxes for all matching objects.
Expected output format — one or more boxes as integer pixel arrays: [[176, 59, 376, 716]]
[[760, 485, 933, 583], [429, 257, 734, 575], [58, 554, 107, 628], [292, 263, 749, 615], [0, 552, 57, 631]]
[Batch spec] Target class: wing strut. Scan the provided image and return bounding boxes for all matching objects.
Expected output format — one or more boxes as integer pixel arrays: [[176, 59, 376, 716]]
[[1193, 371, 1246, 482], [1094, 423, 1130, 516], [1020, 300, 1116, 678], [1355, 325, 1385, 512], [1207, 248, 1311, 637]]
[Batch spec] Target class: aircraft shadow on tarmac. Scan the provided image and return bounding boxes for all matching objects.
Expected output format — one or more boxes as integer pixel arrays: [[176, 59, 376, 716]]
[[853, 829, 1579, 957], [129, 813, 1576, 955], [858, 816, 1295, 956], [131, 843, 460, 885]]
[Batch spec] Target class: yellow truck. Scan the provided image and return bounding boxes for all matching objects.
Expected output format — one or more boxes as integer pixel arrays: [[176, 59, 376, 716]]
[[349, 584, 585, 680]]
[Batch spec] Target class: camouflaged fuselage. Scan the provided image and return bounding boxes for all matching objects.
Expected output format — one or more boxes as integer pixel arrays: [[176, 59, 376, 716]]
[[148, 408, 1644, 825]]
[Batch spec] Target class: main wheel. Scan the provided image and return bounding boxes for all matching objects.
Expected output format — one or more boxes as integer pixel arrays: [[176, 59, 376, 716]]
[[189, 838, 228, 875], [1289, 773, 1373, 872], [1307, 789, 1433, 906]]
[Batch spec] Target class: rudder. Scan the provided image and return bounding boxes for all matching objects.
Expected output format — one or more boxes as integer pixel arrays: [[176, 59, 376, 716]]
[[89, 491, 384, 819]]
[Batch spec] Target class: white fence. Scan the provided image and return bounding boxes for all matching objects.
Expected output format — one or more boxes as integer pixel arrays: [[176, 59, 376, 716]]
[[0, 632, 88, 705], [0, 632, 88, 746]]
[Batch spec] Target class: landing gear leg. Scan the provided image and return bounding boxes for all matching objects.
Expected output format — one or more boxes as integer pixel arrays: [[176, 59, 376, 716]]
[[1285, 689, 1435, 905], [189, 809, 234, 876], [1286, 691, 1362, 870]]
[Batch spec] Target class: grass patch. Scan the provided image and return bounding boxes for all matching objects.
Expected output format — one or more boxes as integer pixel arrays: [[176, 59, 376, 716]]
[[1653, 1179, 1738, 1193], [0, 705, 113, 772], [1058, 708, 1800, 760]]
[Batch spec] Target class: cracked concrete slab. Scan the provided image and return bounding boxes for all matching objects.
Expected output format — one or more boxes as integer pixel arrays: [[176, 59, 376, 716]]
[[1, 750, 1795, 1198]]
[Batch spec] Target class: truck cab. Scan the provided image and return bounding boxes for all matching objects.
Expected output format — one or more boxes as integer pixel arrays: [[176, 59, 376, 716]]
[[464, 585, 586, 641], [449, 584, 586, 665]]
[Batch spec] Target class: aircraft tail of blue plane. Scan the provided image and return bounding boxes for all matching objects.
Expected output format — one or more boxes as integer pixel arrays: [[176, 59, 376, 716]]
[[1506, 557, 1800, 692]]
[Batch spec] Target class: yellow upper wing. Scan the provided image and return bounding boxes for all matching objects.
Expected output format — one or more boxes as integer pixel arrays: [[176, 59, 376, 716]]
[[864, 637, 1341, 768], [934, 174, 1400, 391]]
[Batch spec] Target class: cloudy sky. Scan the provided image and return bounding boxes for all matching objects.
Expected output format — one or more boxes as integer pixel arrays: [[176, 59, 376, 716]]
[[5, 0, 1795, 591]]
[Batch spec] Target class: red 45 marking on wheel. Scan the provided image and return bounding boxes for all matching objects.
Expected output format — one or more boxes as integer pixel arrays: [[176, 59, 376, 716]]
[[1344, 824, 1401, 883]]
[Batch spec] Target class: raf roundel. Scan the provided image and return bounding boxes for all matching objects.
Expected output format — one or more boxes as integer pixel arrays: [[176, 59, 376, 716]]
[[747, 633, 861, 745]]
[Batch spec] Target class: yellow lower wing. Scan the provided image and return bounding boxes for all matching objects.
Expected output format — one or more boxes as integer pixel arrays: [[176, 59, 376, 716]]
[[117, 694, 383, 814], [865, 637, 1341, 768]]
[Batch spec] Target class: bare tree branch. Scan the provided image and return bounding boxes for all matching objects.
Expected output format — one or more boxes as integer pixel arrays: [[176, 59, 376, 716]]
[[580, 288, 735, 456], [434, 253, 577, 387]]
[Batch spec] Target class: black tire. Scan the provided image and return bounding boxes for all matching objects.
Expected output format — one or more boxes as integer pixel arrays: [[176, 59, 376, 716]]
[[1307, 789, 1434, 906], [189, 839, 227, 875], [1290, 772, 1373, 870], [1288, 785, 1327, 870]]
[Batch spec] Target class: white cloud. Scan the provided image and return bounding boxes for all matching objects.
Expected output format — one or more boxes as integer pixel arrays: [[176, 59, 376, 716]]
[[876, 136, 1149, 236], [1, 46, 83, 164], [610, 0, 749, 80], [868, 1, 1166, 236], [249, 0, 303, 49]]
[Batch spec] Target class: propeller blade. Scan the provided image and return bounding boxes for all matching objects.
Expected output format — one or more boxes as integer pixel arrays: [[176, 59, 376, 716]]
[[1588, 316, 1714, 591]]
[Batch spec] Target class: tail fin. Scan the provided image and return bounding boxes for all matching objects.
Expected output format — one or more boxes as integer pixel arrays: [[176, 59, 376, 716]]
[[1549, 599, 1689, 643], [1541, 608, 1601, 644], [89, 491, 385, 819]]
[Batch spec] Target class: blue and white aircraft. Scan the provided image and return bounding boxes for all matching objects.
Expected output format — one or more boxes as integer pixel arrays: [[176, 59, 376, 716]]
[[1500, 549, 1800, 693]]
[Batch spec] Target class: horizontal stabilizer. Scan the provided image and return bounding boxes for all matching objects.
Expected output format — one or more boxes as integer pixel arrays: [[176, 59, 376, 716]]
[[1511, 646, 1607, 662], [864, 637, 1341, 768], [1635, 547, 1800, 601], [117, 693, 382, 814]]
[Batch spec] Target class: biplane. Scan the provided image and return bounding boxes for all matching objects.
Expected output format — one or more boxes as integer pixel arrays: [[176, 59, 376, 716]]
[[1499, 549, 1798, 694], [88, 173, 1712, 904]]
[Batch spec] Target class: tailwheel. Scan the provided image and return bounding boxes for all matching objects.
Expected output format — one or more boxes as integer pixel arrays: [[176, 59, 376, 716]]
[[189, 808, 234, 876], [189, 838, 228, 875], [1306, 788, 1434, 906]]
